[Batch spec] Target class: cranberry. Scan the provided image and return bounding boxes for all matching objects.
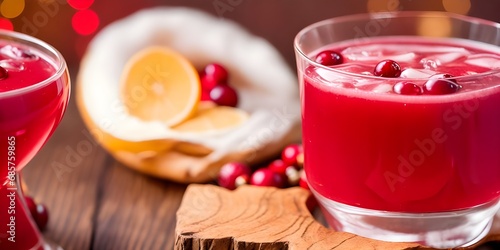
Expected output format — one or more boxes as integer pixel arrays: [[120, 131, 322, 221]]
[[24, 196, 37, 217], [281, 144, 303, 166], [268, 159, 288, 175], [250, 168, 285, 188], [199, 63, 230, 101], [209, 84, 238, 107], [393, 81, 423, 95], [268, 159, 300, 186], [423, 74, 461, 95], [200, 73, 216, 91], [201, 90, 211, 101], [202, 63, 228, 86], [314, 50, 343, 66], [218, 162, 251, 190], [34, 204, 49, 231], [373, 60, 401, 77]]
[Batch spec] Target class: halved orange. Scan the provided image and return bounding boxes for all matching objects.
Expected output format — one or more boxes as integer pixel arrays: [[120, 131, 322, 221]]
[[172, 105, 248, 133], [120, 46, 201, 127]]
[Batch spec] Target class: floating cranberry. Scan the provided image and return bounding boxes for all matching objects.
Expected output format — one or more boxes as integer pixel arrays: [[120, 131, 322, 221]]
[[202, 63, 228, 86], [393, 81, 423, 95], [210, 84, 238, 107], [374, 60, 401, 77], [281, 144, 303, 166], [218, 162, 252, 190], [423, 74, 461, 95], [0, 66, 7, 80], [34, 204, 49, 231], [250, 168, 285, 188], [314, 50, 343, 66]]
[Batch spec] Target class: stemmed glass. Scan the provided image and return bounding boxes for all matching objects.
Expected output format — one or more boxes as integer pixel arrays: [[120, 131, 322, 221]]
[[0, 30, 70, 249]]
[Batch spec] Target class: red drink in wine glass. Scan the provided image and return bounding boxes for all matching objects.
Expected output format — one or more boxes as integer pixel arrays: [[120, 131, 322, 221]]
[[0, 31, 70, 250]]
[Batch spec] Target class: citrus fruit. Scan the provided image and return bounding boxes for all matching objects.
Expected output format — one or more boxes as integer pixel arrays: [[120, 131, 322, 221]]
[[120, 46, 200, 126], [173, 105, 248, 133], [76, 7, 301, 183]]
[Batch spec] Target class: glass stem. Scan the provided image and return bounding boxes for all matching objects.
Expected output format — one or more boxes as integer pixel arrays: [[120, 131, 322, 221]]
[[1, 172, 44, 250]]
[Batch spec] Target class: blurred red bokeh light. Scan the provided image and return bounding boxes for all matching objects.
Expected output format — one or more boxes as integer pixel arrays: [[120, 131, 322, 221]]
[[71, 9, 99, 35], [0, 18, 13, 31]]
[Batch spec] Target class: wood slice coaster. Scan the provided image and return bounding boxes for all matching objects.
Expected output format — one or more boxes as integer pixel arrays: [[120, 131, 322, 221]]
[[175, 184, 500, 250]]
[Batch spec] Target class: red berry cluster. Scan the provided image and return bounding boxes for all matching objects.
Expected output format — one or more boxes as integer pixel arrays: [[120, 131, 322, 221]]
[[199, 63, 239, 107], [217, 144, 309, 190], [314, 51, 462, 95], [24, 196, 49, 231]]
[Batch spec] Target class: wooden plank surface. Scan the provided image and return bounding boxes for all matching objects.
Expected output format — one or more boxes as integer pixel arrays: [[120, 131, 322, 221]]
[[93, 161, 186, 250]]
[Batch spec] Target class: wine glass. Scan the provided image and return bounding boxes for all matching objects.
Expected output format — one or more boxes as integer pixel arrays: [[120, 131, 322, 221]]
[[0, 30, 70, 249]]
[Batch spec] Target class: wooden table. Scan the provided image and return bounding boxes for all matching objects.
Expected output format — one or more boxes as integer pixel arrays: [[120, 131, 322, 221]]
[[22, 67, 187, 249]]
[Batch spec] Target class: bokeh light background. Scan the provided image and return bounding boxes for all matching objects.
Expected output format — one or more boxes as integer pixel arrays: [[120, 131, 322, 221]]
[[0, 0, 497, 68]]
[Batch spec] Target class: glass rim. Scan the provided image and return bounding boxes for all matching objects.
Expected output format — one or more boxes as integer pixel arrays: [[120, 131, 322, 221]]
[[294, 11, 500, 81], [0, 30, 67, 98]]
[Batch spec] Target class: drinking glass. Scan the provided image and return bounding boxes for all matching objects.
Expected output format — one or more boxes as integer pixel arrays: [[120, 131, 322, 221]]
[[0, 30, 70, 249], [294, 11, 500, 248]]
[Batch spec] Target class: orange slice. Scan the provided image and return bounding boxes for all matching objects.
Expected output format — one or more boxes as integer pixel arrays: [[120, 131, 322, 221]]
[[172, 106, 248, 133], [120, 46, 200, 126]]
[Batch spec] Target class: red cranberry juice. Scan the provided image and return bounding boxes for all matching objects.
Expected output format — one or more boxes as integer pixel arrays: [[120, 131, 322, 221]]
[[302, 37, 500, 213], [0, 43, 69, 249]]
